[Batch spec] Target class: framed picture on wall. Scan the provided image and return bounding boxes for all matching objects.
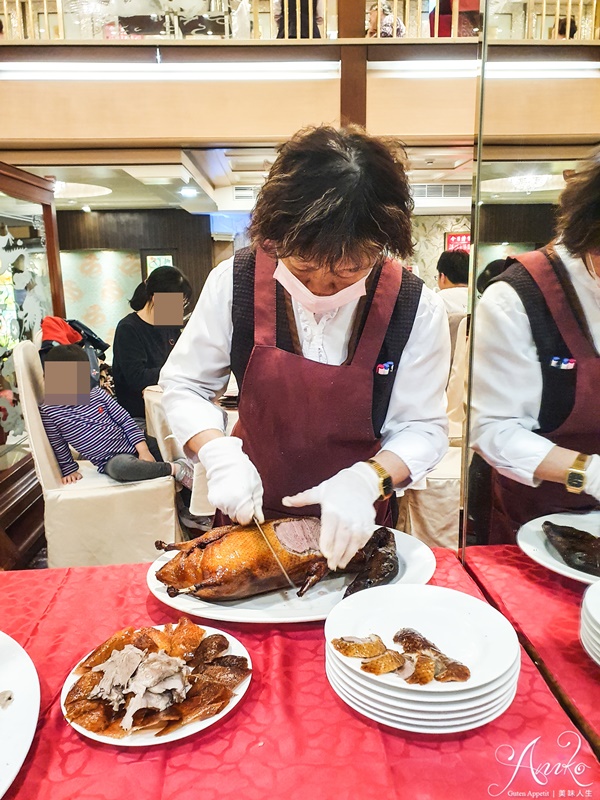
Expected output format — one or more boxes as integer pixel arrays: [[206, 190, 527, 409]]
[[444, 232, 471, 253], [140, 249, 177, 279]]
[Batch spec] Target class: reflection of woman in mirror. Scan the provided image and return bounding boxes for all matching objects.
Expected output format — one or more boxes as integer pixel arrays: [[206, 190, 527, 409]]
[[471, 148, 600, 544]]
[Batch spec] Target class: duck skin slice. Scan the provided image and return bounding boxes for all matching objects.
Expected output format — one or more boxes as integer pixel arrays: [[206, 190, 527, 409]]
[[542, 520, 600, 577], [361, 650, 405, 675], [331, 635, 387, 658], [394, 628, 470, 683]]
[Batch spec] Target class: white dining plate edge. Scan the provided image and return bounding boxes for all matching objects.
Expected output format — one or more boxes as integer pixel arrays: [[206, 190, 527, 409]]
[[0, 632, 41, 800]]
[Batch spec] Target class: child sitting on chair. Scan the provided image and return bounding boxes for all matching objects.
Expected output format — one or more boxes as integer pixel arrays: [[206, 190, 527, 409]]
[[39, 343, 193, 488]]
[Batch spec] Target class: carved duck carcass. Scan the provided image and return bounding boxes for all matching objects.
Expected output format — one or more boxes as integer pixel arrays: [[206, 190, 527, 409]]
[[155, 517, 398, 601]]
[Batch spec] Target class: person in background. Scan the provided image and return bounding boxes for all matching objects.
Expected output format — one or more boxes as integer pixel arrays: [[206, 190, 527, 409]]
[[274, 0, 323, 38], [471, 146, 600, 544], [476, 258, 508, 296], [39, 344, 193, 487], [557, 16, 577, 39], [112, 266, 192, 424], [365, 2, 406, 37], [160, 125, 450, 572], [436, 249, 470, 314]]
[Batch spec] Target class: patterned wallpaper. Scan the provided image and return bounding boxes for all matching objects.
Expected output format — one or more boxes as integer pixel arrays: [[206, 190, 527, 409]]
[[60, 250, 142, 354], [408, 215, 472, 290]]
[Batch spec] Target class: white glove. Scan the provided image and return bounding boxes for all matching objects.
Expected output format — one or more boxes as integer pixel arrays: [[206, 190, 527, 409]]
[[583, 454, 600, 501], [282, 462, 381, 571], [198, 437, 264, 525]]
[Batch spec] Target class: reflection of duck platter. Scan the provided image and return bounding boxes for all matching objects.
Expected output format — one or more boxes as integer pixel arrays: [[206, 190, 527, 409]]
[[517, 511, 600, 585]]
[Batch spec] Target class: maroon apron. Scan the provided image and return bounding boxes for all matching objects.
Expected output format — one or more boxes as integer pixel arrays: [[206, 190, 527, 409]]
[[222, 248, 403, 525], [489, 250, 600, 544]]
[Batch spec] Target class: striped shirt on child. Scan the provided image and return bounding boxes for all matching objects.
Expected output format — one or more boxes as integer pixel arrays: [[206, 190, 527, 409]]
[[40, 387, 146, 477]]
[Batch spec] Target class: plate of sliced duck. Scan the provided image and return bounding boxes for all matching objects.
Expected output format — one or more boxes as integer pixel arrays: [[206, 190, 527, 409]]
[[517, 511, 600, 584], [147, 517, 436, 624], [61, 617, 252, 745]]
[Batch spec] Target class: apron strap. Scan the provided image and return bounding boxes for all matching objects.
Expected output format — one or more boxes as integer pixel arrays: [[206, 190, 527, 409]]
[[254, 247, 278, 347], [517, 248, 597, 360], [252, 250, 403, 363], [352, 259, 403, 369]]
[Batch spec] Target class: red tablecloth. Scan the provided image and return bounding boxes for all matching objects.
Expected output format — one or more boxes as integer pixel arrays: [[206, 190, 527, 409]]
[[2, 549, 600, 800], [465, 545, 600, 746]]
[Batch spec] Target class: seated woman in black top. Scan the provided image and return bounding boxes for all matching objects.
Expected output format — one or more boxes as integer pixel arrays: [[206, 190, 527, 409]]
[[112, 266, 193, 422]]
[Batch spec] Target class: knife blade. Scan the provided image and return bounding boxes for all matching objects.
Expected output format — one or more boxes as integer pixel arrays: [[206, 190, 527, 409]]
[[253, 516, 296, 591]]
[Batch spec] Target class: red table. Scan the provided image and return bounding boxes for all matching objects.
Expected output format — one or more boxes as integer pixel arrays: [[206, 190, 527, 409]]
[[466, 545, 600, 755], [2, 548, 600, 800]]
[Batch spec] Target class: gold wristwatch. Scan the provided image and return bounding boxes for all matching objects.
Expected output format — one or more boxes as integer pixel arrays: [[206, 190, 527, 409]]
[[565, 453, 590, 494], [366, 459, 394, 500]]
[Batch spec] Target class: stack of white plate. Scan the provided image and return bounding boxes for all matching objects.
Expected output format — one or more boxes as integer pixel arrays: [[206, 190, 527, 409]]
[[324, 584, 521, 734], [580, 581, 600, 666]]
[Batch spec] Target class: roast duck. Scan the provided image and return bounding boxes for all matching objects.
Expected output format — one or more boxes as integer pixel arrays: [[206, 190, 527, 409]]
[[155, 517, 398, 601]]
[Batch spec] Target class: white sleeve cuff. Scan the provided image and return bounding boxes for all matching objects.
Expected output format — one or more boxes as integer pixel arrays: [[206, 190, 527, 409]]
[[380, 425, 449, 485]]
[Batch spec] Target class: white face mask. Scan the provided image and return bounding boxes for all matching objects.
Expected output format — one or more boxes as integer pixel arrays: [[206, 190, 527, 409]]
[[273, 262, 369, 315]]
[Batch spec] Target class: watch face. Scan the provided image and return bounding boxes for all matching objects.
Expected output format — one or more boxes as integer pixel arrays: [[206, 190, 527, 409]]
[[567, 472, 585, 489]]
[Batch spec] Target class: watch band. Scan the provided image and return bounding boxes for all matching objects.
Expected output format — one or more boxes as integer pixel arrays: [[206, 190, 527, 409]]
[[565, 452, 590, 494], [366, 459, 394, 500]]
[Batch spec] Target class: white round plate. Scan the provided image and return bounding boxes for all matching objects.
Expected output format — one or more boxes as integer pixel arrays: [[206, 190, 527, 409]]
[[580, 633, 600, 667], [581, 607, 600, 640], [60, 624, 251, 746], [326, 665, 516, 727], [326, 643, 520, 707], [325, 653, 518, 720], [147, 529, 436, 624], [326, 665, 517, 734], [0, 632, 40, 800], [582, 581, 600, 624], [580, 618, 600, 652], [517, 512, 600, 585], [325, 584, 519, 693]]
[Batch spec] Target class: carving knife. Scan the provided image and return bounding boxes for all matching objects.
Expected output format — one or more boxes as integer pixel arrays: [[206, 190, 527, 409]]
[[252, 515, 296, 591]]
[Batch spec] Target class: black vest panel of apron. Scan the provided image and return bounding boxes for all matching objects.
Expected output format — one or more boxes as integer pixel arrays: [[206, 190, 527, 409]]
[[230, 247, 423, 439], [493, 259, 576, 433], [276, 0, 321, 38]]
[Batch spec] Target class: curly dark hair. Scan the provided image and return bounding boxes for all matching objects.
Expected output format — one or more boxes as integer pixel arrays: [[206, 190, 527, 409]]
[[556, 146, 600, 261], [249, 125, 414, 272]]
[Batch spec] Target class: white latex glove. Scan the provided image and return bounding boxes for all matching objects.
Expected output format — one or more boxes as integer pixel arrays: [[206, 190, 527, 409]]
[[282, 462, 381, 571], [198, 437, 264, 525], [583, 454, 600, 501]]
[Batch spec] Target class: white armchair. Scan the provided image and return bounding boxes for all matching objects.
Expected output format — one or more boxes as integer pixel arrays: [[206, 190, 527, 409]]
[[13, 340, 182, 568]]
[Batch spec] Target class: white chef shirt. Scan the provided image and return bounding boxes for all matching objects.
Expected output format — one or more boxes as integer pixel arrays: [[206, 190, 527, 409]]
[[160, 256, 450, 485], [471, 243, 600, 487]]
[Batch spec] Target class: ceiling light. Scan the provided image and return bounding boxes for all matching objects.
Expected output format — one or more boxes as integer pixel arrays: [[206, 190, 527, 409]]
[[54, 181, 112, 199], [180, 187, 198, 198], [81, 205, 92, 213]]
